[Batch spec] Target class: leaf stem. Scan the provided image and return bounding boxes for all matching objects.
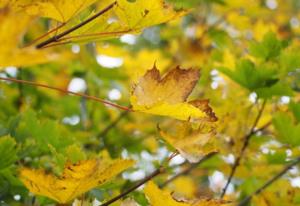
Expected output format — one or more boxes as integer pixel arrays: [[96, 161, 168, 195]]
[[24, 22, 66, 48], [0, 76, 131, 111], [220, 100, 267, 198], [238, 156, 300, 206], [36, 1, 117, 49]]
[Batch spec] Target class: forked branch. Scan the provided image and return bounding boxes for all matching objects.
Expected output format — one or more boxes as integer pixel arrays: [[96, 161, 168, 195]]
[[35, 1, 117, 49]]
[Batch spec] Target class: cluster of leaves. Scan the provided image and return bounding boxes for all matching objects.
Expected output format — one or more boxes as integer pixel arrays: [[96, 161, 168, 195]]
[[1, 0, 300, 206]]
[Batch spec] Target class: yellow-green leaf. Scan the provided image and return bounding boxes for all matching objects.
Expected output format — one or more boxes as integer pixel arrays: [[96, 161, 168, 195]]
[[159, 122, 217, 163], [19, 158, 134, 203], [144, 181, 227, 206], [49, 0, 187, 44], [0, 8, 59, 67], [145, 181, 190, 206], [6, 0, 98, 22]]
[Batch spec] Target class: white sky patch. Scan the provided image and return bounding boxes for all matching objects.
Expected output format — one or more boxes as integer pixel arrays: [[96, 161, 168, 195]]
[[222, 154, 235, 165], [286, 149, 292, 157], [13, 195, 21, 201], [68, 78, 87, 93], [120, 34, 137, 45], [290, 177, 300, 188], [210, 69, 225, 90], [5, 66, 18, 77], [107, 16, 119, 24], [0, 73, 8, 79], [261, 147, 270, 154], [210, 69, 219, 76], [71, 44, 80, 54], [279, 96, 290, 104], [184, 26, 196, 38], [92, 199, 102, 206], [266, 0, 278, 10], [108, 88, 122, 100], [96, 55, 123, 68], [209, 170, 234, 194], [211, 81, 219, 90], [249, 92, 257, 103], [62, 115, 80, 126], [289, 166, 299, 175], [290, 17, 300, 28], [169, 154, 186, 166], [123, 169, 146, 181]]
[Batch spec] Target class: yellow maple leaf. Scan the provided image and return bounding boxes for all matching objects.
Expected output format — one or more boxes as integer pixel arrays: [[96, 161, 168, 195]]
[[144, 181, 227, 206], [19, 159, 134, 203], [145, 181, 190, 206], [169, 176, 197, 198], [130, 66, 217, 121], [159, 122, 217, 163], [0, 8, 59, 67], [49, 0, 187, 43], [3, 0, 98, 22]]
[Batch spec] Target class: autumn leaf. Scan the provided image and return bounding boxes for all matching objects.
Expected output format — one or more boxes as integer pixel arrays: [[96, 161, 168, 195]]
[[3, 0, 98, 22], [144, 181, 227, 206], [145, 181, 190, 206], [44, 0, 187, 44], [19, 158, 134, 203], [130, 66, 217, 121], [0, 8, 59, 67], [159, 122, 217, 163]]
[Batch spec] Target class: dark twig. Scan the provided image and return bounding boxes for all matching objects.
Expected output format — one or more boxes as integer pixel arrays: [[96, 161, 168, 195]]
[[238, 156, 300, 206], [100, 167, 164, 206], [0, 77, 131, 111], [160, 152, 218, 188], [97, 111, 129, 138], [24, 23, 66, 48], [221, 100, 267, 198], [36, 1, 117, 49], [100, 152, 178, 206]]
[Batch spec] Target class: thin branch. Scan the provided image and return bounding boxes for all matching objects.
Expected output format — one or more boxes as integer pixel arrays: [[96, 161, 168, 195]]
[[160, 152, 218, 188], [238, 156, 300, 206], [24, 22, 66, 48], [221, 100, 267, 198], [97, 110, 129, 138], [100, 167, 164, 206], [100, 152, 178, 206], [36, 1, 117, 49], [0, 77, 131, 111], [57, 29, 133, 42]]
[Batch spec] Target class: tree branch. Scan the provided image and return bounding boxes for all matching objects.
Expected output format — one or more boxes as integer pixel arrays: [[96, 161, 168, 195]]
[[100, 167, 164, 206], [97, 111, 129, 138], [36, 1, 117, 49], [221, 100, 267, 198], [238, 156, 300, 206], [160, 152, 218, 188], [100, 152, 179, 206], [0, 76, 131, 111]]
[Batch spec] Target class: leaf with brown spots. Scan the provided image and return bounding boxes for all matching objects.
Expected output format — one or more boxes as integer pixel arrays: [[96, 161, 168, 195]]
[[159, 121, 217, 163], [19, 159, 134, 203], [130, 66, 217, 121]]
